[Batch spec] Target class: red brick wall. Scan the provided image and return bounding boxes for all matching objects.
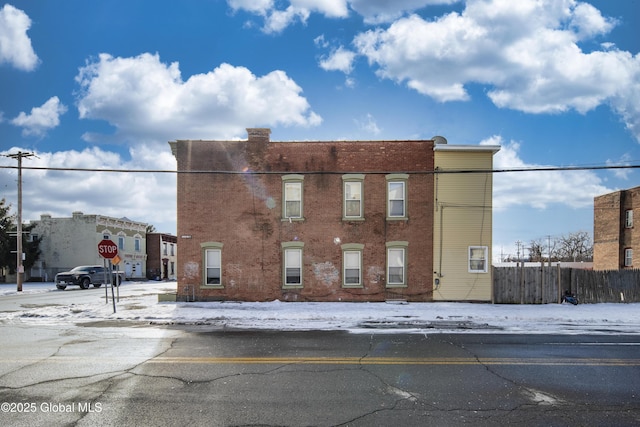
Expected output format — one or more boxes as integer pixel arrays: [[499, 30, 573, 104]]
[[146, 234, 161, 279], [594, 188, 640, 270], [174, 134, 434, 301]]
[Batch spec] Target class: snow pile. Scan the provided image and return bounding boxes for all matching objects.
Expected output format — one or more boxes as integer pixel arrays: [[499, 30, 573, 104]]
[[2, 282, 640, 334]]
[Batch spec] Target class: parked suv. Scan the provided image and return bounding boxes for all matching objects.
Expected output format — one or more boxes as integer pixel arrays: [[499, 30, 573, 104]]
[[55, 265, 124, 290]]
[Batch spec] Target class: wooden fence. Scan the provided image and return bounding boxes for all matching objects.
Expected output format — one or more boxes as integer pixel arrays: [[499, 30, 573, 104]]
[[493, 266, 640, 304]]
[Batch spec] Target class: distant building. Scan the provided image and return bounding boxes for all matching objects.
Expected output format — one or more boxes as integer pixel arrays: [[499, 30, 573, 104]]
[[170, 128, 499, 302], [146, 233, 177, 280], [30, 211, 148, 280], [594, 186, 640, 270]]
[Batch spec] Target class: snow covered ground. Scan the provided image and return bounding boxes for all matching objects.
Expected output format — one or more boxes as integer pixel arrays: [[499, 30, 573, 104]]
[[1, 281, 639, 335]]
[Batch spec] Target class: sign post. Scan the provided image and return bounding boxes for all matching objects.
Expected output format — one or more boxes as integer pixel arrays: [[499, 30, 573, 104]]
[[112, 253, 121, 302], [97, 239, 118, 313], [103, 258, 108, 304]]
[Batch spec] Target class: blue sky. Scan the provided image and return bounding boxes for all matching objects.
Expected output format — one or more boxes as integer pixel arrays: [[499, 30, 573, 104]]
[[1, 0, 639, 261]]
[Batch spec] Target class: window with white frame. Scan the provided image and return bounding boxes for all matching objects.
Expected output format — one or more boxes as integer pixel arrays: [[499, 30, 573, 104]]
[[134, 237, 141, 252], [386, 174, 408, 219], [343, 175, 364, 220], [386, 241, 408, 287], [118, 235, 125, 250], [163, 242, 168, 255], [469, 246, 489, 273], [625, 248, 633, 267], [201, 242, 223, 286], [282, 242, 304, 287], [626, 210, 633, 228], [282, 175, 304, 219], [342, 244, 364, 287]]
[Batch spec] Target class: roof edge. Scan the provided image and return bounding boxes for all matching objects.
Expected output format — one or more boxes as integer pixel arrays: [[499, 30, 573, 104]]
[[434, 144, 501, 154]]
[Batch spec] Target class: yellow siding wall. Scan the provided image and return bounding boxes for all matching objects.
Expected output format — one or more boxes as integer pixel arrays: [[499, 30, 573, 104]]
[[433, 151, 494, 301]]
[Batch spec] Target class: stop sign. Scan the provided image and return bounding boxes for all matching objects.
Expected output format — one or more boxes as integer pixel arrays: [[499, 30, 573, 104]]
[[98, 239, 118, 259]]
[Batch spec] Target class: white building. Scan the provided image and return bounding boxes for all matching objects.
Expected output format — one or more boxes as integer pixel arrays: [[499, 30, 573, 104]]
[[30, 211, 148, 280]]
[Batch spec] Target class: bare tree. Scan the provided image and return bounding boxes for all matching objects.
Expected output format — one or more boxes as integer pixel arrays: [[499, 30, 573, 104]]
[[529, 237, 560, 262], [528, 239, 545, 262], [556, 231, 593, 262]]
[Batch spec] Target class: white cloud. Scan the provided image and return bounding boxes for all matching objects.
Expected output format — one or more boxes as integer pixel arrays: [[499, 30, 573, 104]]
[[11, 97, 67, 137], [228, 0, 274, 15], [482, 135, 612, 211], [569, 2, 616, 40], [351, 0, 640, 141], [229, 0, 460, 29], [355, 113, 381, 135], [0, 145, 177, 235], [229, 0, 348, 33], [319, 46, 356, 73], [314, 34, 330, 49], [75, 53, 321, 143], [349, 0, 460, 24], [606, 154, 632, 180], [0, 4, 39, 71]]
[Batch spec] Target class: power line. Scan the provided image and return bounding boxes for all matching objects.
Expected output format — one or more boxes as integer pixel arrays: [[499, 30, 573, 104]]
[[1, 164, 639, 175]]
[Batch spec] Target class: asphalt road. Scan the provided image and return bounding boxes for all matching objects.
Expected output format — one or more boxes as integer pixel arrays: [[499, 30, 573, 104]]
[[0, 319, 639, 427]]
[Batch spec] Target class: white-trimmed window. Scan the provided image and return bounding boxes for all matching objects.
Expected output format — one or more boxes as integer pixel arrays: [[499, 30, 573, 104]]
[[626, 210, 633, 228], [118, 234, 125, 250], [134, 236, 141, 252], [342, 243, 364, 287], [202, 242, 223, 287], [469, 246, 489, 273], [282, 175, 304, 219], [343, 174, 364, 220], [386, 174, 408, 219], [386, 241, 408, 287], [624, 248, 633, 267], [282, 242, 304, 287]]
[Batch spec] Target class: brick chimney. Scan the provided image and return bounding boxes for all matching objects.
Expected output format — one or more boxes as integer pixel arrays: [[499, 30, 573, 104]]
[[246, 128, 270, 169], [247, 128, 271, 143]]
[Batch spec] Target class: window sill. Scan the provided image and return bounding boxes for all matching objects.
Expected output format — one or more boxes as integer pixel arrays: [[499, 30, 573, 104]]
[[201, 284, 224, 289], [385, 284, 407, 288], [342, 284, 364, 289], [342, 217, 365, 222], [281, 218, 305, 222], [386, 217, 408, 222], [282, 284, 303, 289]]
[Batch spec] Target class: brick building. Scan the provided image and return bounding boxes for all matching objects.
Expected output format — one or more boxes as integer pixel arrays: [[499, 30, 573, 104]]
[[594, 186, 640, 270], [146, 233, 178, 280], [170, 128, 498, 302]]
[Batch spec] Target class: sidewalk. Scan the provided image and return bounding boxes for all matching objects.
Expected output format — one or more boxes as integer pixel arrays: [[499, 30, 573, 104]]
[[2, 282, 640, 334]]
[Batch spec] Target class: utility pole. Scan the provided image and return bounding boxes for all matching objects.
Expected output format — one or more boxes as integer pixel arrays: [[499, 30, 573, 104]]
[[5, 151, 35, 292]]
